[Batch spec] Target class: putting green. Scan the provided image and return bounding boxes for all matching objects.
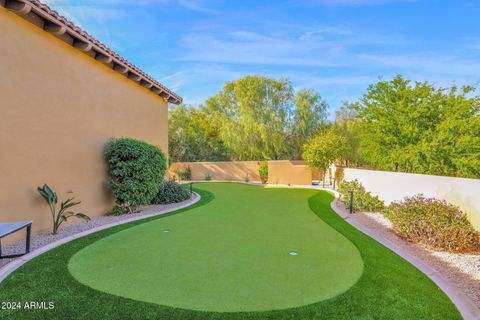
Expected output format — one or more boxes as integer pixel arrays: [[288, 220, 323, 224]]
[[68, 183, 363, 312]]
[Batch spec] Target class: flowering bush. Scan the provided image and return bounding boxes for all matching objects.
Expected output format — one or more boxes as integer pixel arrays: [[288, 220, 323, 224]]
[[338, 180, 384, 212], [384, 195, 480, 253]]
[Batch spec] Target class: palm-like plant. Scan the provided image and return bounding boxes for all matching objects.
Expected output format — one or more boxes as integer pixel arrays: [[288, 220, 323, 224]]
[[37, 184, 90, 234]]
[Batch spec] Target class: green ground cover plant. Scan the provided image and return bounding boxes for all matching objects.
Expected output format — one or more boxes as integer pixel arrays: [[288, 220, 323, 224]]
[[384, 195, 480, 253], [0, 184, 460, 319]]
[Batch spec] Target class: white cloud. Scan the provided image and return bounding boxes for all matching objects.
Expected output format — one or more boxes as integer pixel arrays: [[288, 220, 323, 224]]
[[306, 0, 420, 6], [299, 25, 352, 40]]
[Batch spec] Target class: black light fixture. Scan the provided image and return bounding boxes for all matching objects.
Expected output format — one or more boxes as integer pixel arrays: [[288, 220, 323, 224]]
[[349, 190, 354, 214]]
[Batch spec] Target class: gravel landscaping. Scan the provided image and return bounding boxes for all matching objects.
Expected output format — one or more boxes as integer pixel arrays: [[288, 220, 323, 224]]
[[0, 193, 198, 269], [341, 203, 480, 308]]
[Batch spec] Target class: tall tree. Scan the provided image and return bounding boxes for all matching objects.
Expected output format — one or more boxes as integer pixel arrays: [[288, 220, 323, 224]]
[[289, 89, 328, 159], [302, 128, 347, 171], [168, 104, 229, 162], [203, 75, 294, 160], [334, 102, 361, 167], [355, 76, 480, 178]]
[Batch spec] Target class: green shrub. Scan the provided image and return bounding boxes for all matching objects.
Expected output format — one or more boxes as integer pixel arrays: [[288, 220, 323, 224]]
[[259, 160, 268, 183], [152, 181, 191, 204], [205, 173, 213, 181], [174, 166, 192, 181], [104, 138, 167, 214], [244, 173, 250, 183], [338, 180, 384, 212], [384, 195, 480, 253]]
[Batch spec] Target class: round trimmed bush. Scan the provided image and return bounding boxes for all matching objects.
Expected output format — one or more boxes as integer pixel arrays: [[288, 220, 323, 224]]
[[338, 179, 384, 212], [104, 138, 167, 213], [384, 195, 480, 253], [152, 181, 191, 204]]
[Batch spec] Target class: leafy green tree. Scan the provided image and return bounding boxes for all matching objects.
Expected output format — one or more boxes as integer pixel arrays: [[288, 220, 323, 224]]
[[334, 102, 361, 167], [355, 76, 480, 178], [289, 89, 328, 159], [168, 104, 193, 162], [169, 76, 330, 162], [168, 104, 229, 162], [203, 75, 294, 160], [425, 86, 480, 178], [302, 129, 347, 171]]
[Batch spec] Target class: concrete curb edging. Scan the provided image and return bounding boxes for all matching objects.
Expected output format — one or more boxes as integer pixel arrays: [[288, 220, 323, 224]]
[[0, 192, 201, 283], [329, 193, 480, 320]]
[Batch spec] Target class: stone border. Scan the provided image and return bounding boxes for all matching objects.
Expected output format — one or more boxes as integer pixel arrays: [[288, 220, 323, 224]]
[[0, 192, 200, 283], [328, 190, 480, 320]]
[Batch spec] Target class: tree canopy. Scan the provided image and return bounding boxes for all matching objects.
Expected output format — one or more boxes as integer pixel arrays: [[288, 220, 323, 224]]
[[302, 128, 347, 170], [168, 74, 480, 179], [169, 75, 328, 161], [355, 75, 480, 178]]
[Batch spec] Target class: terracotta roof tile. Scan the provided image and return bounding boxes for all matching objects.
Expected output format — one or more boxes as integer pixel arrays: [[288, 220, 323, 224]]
[[3, 0, 182, 104]]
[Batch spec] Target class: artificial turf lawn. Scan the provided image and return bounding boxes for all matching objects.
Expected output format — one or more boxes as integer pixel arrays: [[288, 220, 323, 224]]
[[68, 183, 363, 312], [0, 183, 461, 319]]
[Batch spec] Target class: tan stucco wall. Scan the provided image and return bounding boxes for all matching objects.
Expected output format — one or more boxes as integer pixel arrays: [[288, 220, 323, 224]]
[[0, 8, 168, 240], [169, 160, 318, 185], [170, 161, 262, 182], [267, 160, 315, 185]]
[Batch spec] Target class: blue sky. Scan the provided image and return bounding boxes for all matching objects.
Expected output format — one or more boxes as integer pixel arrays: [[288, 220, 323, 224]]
[[45, 0, 480, 117]]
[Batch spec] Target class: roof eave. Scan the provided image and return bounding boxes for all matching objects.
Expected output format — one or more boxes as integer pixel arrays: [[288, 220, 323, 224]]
[[1, 0, 183, 104]]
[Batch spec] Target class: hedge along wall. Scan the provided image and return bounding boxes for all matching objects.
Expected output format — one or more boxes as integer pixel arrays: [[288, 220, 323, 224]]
[[343, 168, 480, 231]]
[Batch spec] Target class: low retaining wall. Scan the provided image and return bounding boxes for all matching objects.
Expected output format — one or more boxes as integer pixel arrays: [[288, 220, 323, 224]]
[[343, 168, 480, 230]]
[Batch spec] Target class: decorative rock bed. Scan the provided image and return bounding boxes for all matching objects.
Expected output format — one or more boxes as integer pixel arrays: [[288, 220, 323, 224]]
[[330, 197, 480, 318], [0, 193, 199, 269], [347, 209, 480, 307]]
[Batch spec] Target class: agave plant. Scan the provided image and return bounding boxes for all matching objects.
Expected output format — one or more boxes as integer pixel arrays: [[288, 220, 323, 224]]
[[37, 184, 90, 234]]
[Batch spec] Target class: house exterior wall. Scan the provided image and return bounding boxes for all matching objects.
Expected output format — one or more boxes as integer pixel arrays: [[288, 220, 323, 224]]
[[0, 8, 168, 239]]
